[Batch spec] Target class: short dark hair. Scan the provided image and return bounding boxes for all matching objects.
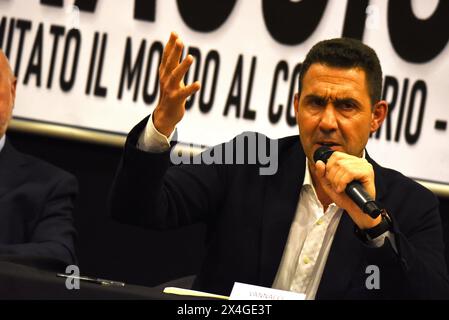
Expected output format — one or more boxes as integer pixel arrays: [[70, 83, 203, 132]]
[[298, 38, 383, 105]]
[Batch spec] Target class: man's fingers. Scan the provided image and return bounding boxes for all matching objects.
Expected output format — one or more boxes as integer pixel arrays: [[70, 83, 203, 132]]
[[334, 171, 351, 193], [170, 55, 194, 86], [315, 162, 333, 194], [164, 39, 184, 76], [161, 32, 178, 69], [315, 160, 326, 178], [177, 81, 201, 100]]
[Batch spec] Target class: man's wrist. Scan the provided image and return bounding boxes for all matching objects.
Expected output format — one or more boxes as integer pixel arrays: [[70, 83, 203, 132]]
[[355, 210, 393, 242], [346, 201, 382, 230], [153, 108, 175, 138], [137, 113, 175, 152], [360, 214, 382, 230]]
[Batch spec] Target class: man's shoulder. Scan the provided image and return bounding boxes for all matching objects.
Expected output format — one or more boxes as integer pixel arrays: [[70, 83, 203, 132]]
[[229, 131, 300, 149], [371, 156, 437, 204], [232, 131, 298, 141], [24, 154, 75, 184], [6, 142, 77, 185], [218, 131, 302, 163]]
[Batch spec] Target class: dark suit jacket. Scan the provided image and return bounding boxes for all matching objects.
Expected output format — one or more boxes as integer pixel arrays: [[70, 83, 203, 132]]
[[110, 117, 449, 299], [0, 138, 78, 267]]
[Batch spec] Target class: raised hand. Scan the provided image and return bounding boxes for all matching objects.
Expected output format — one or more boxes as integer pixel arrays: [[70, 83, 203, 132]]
[[153, 32, 201, 137]]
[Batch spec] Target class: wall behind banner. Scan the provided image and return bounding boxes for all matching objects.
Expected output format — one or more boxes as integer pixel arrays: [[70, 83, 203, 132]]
[[6, 129, 449, 284], [1, 0, 449, 187]]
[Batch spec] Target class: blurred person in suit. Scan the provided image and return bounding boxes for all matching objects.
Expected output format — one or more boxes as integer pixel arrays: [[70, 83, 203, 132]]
[[0, 50, 77, 267]]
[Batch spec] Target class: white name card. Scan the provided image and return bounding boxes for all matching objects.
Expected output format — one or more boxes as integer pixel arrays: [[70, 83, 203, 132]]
[[229, 282, 305, 300]]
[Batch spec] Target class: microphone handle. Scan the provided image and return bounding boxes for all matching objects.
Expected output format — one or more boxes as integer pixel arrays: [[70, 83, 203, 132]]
[[345, 181, 382, 218]]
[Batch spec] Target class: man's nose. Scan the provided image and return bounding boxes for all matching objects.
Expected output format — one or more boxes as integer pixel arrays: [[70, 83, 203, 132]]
[[319, 105, 338, 132]]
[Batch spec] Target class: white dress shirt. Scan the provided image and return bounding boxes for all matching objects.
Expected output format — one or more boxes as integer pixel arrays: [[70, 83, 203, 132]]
[[137, 116, 396, 299], [0, 135, 6, 153], [137, 114, 175, 152], [271, 162, 343, 299], [272, 152, 396, 299]]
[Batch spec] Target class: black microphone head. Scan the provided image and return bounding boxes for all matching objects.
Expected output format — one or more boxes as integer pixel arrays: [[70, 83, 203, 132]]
[[313, 146, 334, 164]]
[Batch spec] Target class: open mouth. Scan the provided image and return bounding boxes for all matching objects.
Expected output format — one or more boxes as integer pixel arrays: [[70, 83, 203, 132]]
[[317, 142, 340, 147]]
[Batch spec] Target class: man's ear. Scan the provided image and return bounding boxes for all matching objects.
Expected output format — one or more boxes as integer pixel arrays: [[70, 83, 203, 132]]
[[11, 77, 17, 107], [370, 100, 388, 133], [294, 93, 300, 115]]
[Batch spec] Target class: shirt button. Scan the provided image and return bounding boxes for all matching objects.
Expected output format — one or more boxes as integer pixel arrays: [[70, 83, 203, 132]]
[[303, 256, 310, 264], [316, 219, 323, 225]]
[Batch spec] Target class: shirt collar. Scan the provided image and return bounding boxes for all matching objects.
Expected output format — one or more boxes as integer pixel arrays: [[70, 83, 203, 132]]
[[0, 135, 5, 153]]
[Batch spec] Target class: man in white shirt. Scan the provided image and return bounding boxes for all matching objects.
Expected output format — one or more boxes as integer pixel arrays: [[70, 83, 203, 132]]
[[110, 33, 449, 299]]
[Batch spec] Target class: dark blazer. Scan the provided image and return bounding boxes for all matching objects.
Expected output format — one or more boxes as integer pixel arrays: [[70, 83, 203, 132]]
[[110, 117, 449, 299], [0, 139, 78, 267]]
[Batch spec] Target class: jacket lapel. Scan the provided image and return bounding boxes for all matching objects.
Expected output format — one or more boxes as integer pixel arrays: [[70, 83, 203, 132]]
[[367, 152, 388, 204], [315, 212, 364, 299], [0, 139, 28, 198], [258, 139, 306, 287]]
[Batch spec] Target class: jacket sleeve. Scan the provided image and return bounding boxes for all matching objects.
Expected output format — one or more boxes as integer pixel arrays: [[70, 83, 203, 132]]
[[364, 182, 449, 299], [109, 116, 227, 229]]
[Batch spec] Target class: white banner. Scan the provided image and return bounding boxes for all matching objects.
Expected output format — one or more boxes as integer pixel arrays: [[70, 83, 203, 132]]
[[1, 0, 449, 185]]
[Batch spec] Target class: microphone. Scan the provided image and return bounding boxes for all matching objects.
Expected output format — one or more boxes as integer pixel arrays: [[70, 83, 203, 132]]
[[313, 146, 382, 219]]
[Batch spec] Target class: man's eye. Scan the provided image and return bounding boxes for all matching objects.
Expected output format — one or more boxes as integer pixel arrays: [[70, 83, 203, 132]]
[[338, 102, 356, 110], [310, 99, 325, 107]]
